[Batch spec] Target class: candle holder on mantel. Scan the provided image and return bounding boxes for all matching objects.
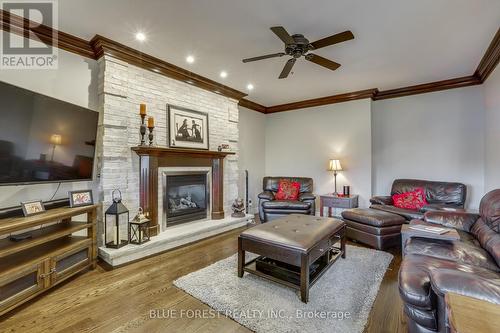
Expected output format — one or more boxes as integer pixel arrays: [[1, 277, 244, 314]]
[[139, 104, 147, 145], [147, 116, 155, 146]]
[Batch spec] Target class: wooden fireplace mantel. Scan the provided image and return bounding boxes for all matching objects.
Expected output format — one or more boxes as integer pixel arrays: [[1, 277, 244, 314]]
[[131, 146, 235, 236], [131, 146, 235, 158]]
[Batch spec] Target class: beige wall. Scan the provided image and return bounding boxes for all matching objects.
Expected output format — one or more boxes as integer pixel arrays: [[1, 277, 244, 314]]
[[264, 99, 372, 208], [372, 86, 485, 209], [484, 66, 500, 192], [238, 107, 266, 213]]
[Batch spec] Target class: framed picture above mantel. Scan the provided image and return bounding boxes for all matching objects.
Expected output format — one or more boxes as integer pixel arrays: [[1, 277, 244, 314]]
[[168, 104, 209, 150]]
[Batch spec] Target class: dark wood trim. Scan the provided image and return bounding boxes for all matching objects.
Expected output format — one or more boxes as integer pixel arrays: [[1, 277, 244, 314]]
[[474, 28, 500, 83], [373, 76, 482, 101], [131, 146, 235, 158], [245, 75, 483, 113], [1, 9, 498, 113], [265, 89, 377, 113], [238, 98, 267, 113], [0, 9, 95, 59], [0, 10, 246, 101], [90, 35, 247, 101]]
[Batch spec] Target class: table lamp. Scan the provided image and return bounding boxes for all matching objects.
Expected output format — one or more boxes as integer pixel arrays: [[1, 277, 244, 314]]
[[50, 134, 62, 161], [327, 159, 342, 195]]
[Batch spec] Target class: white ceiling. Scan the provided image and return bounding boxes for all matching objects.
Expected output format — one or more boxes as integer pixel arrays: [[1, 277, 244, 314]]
[[58, 0, 500, 105]]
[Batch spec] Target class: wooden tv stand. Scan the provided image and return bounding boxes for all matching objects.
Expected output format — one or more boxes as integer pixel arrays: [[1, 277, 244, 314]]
[[0, 204, 98, 316]]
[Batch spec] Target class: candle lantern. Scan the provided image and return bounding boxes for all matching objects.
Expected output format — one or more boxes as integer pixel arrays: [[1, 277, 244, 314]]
[[129, 207, 151, 245], [104, 190, 129, 248]]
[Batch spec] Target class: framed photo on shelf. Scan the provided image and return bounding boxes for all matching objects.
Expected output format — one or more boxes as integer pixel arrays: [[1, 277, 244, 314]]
[[168, 104, 209, 150], [69, 190, 94, 208], [21, 200, 45, 217]]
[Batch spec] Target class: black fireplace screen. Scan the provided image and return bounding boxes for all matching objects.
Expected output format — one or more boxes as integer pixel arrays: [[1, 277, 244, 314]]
[[165, 174, 208, 226]]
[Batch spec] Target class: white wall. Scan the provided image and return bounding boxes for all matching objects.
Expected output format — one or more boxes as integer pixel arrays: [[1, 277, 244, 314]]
[[484, 66, 500, 192], [372, 86, 485, 209], [0, 33, 98, 209], [265, 99, 372, 208], [238, 107, 266, 213]]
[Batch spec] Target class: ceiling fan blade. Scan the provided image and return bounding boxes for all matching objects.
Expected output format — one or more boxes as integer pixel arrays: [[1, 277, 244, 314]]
[[242, 52, 285, 63], [310, 30, 354, 50], [279, 58, 296, 79], [270, 26, 295, 45], [305, 54, 341, 71]]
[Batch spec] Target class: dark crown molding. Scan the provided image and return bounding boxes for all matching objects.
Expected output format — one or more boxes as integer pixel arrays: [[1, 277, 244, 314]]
[[1, 9, 498, 113], [0, 9, 246, 101], [372, 76, 482, 101], [266, 89, 378, 114], [474, 27, 500, 83], [0, 9, 95, 59], [89, 35, 247, 101], [238, 98, 267, 113]]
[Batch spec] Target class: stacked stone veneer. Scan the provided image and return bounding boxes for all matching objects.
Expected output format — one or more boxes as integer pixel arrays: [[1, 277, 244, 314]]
[[95, 56, 239, 244]]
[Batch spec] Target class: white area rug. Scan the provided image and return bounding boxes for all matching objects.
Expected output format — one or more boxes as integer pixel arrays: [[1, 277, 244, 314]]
[[174, 245, 393, 333]]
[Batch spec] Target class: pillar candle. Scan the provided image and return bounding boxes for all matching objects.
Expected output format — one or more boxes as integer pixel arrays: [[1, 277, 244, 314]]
[[140, 104, 146, 115], [148, 116, 155, 128], [112, 225, 117, 245]]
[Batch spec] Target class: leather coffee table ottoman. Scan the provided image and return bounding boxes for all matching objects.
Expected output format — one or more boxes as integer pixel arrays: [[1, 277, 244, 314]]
[[238, 214, 346, 303], [342, 208, 406, 250]]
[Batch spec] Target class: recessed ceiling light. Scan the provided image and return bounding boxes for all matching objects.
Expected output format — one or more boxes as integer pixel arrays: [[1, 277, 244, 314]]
[[186, 55, 195, 64], [220, 71, 228, 78], [135, 32, 146, 42], [247, 83, 254, 91]]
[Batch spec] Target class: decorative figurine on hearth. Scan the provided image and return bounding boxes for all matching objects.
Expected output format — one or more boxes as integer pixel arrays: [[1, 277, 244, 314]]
[[231, 198, 245, 218]]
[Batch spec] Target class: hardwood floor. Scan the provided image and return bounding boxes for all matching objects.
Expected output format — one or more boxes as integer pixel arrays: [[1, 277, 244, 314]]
[[0, 225, 406, 333]]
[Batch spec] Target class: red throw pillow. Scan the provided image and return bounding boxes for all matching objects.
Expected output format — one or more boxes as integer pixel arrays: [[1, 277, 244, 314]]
[[275, 180, 301, 201], [392, 188, 428, 211]]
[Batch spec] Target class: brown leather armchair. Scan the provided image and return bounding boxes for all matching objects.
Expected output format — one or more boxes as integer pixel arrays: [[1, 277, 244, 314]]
[[399, 189, 500, 333], [258, 177, 316, 222], [370, 179, 467, 221]]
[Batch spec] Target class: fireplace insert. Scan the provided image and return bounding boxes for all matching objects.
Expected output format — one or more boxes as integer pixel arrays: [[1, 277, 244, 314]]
[[164, 173, 208, 226]]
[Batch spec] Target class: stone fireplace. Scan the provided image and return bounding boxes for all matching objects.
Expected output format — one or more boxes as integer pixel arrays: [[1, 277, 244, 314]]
[[160, 167, 212, 229], [96, 55, 251, 267]]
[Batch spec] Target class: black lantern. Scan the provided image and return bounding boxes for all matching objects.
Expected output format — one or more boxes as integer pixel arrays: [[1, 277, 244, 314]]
[[129, 207, 151, 245], [104, 190, 129, 248]]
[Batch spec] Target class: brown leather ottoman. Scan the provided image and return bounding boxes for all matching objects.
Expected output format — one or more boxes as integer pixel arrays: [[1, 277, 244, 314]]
[[238, 214, 346, 303], [341, 208, 405, 250]]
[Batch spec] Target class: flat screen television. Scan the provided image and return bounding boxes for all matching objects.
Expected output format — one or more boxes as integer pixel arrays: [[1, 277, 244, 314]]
[[0, 80, 99, 185]]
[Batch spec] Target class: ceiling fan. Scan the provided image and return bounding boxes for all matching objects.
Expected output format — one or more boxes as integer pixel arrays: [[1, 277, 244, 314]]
[[242, 26, 354, 79]]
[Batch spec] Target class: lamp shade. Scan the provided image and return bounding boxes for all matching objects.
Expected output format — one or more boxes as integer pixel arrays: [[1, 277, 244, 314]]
[[50, 134, 62, 145], [327, 159, 342, 171]]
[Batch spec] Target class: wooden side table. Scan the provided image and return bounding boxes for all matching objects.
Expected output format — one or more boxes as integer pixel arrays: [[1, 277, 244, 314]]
[[446, 292, 500, 333], [401, 220, 460, 255], [320, 194, 358, 217]]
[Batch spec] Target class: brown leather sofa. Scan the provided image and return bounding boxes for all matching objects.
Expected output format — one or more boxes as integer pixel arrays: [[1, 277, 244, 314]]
[[258, 177, 316, 222], [370, 179, 467, 221], [399, 189, 500, 333], [341, 179, 468, 250]]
